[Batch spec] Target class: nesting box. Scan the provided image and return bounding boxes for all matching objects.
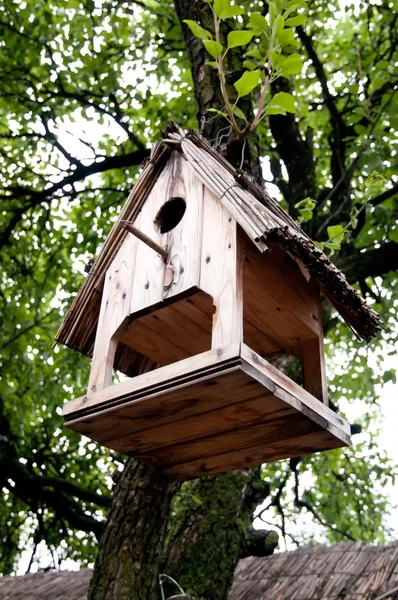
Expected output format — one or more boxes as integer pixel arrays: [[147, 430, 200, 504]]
[[57, 126, 380, 480]]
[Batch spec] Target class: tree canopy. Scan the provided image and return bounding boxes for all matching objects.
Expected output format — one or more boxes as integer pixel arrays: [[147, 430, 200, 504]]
[[0, 0, 397, 591]]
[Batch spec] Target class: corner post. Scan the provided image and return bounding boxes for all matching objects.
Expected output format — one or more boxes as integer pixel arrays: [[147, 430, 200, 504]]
[[199, 188, 244, 348]]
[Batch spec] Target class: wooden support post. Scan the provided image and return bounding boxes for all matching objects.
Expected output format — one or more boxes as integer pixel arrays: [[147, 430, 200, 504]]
[[199, 188, 243, 348], [301, 336, 328, 404], [88, 233, 137, 393]]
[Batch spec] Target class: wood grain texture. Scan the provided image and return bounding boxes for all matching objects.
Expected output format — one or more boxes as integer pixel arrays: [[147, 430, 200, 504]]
[[199, 188, 243, 348], [243, 238, 321, 349], [301, 337, 328, 404], [163, 430, 346, 479], [240, 344, 350, 437], [119, 290, 213, 366], [129, 159, 170, 315], [88, 232, 138, 393], [163, 157, 204, 300], [141, 412, 326, 469], [65, 343, 351, 479], [64, 343, 241, 416]]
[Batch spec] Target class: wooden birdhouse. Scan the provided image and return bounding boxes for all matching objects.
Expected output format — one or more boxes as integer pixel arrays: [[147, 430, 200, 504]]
[[56, 124, 380, 480]]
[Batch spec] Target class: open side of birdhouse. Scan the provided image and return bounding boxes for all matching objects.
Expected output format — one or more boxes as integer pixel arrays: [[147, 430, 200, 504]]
[[57, 127, 380, 480]]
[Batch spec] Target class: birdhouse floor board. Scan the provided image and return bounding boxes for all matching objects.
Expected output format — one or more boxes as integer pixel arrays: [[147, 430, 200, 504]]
[[63, 344, 351, 479], [163, 430, 344, 479]]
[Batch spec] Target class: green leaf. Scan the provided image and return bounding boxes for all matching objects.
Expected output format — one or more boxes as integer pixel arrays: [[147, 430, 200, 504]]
[[182, 20, 213, 40], [269, 1, 278, 24], [272, 14, 285, 39], [231, 105, 248, 122], [327, 224, 345, 244], [269, 91, 296, 112], [242, 59, 257, 70], [283, 2, 307, 18], [354, 124, 368, 136], [192, 495, 203, 505], [295, 197, 316, 210], [214, 0, 245, 19], [282, 53, 303, 75], [247, 12, 269, 33], [270, 51, 286, 70], [233, 69, 261, 97], [206, 108, 228, 118], [278, 28, 295, 46], [245, 48, 262, 59], [324, 240, 341, 251], [206, 61, 219, 69], [285, 14, 308, 27], [222, 4, 245, 17], [203, 40, 223, 59], [265, 104, 286, 115], [227, 30, 254, 48], [298, 208, 312, 220]]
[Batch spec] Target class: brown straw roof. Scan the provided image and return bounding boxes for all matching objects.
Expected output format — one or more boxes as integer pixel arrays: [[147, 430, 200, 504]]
[[55, 124, 380, 375], [1, 542, 397, 600]]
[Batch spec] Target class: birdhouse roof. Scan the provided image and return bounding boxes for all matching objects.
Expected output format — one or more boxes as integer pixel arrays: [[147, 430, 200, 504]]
[[56, 124, 380, 371]]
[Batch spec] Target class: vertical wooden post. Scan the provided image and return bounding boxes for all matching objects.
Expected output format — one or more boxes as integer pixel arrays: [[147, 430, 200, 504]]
[[199, 188, 243, 348], [88, 233, 137, 393], [301, 301, 328, 404]]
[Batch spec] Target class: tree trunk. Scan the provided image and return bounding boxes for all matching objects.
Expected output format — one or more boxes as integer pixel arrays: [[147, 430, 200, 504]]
[[163, 470, 269, 600], [88, 459, 180, 600]]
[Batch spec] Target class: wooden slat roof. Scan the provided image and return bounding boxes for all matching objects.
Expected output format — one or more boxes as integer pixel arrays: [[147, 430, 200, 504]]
[[230, 541, 398, 600], [55, 124, 380, 376], [1, 542, 397, 600]]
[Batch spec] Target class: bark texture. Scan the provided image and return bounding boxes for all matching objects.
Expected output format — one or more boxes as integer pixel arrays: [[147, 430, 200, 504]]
[[163, 469, 269, 599], [88, 459, 180, 600]]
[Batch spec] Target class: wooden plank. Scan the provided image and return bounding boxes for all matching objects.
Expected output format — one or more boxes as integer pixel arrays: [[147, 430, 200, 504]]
[[240, 344, 350, 438], [129, 155, 176, 315], [301, 337, 328, 404], [103, 391, 290, 454], [199, 188, 243, 348], [63, 343, 241, 416], [163, 156, 204, 300], [67, 369, 261, 439], [84, 376, 290, 453], [138, 412, 322, 468], [243, 318, 280, 357], [119, 291, 212, 366], [243, 238, 321, 348], [172, 292, 214, 334], [164, 430, 348, 479], [88, 232, 138, 393]]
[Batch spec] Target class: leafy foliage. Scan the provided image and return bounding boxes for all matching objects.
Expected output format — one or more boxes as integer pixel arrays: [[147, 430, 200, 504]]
[[0, 0, 397, 576], [184, 0, 305, 133]]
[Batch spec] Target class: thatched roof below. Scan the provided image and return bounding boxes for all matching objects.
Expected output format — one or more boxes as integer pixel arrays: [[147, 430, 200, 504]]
[[1, 542, 398, 600], [230, 541, 398, 600]]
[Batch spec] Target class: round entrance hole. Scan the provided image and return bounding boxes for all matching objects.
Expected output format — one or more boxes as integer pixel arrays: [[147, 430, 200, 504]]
[[154, 197, 186, 234]]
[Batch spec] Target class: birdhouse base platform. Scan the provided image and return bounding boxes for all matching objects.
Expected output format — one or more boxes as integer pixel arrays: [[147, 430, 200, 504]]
[[63, 343, 351, 480]]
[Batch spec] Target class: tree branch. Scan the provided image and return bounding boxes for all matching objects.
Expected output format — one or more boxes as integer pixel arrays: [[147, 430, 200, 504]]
[[0, 148, 149, 248], [297, 26, 348, 188], [336, 241, 398, 284], [0, 457, 108, 538], [371, 182, 398, 207]]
